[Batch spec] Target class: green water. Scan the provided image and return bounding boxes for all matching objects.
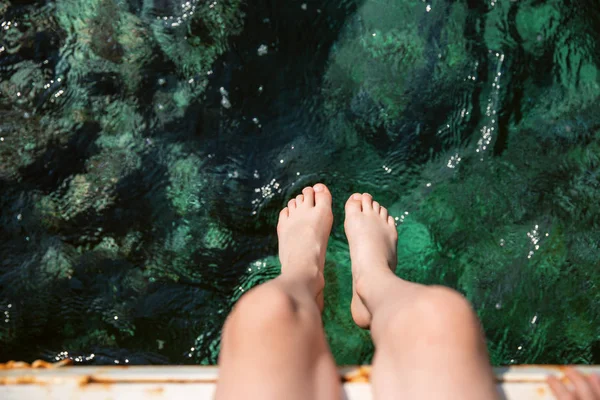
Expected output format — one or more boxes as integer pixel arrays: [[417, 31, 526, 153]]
[[0, 0, 598, 366]]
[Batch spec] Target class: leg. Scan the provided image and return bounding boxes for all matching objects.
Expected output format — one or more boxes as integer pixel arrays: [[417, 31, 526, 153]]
[[216, 184, 341, 400], [344, 193, 499, 400]]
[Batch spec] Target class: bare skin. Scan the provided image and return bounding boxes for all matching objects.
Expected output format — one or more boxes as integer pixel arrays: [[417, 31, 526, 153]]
[[548, 367, 600, 400], [344, 192, 398, 328], [216, 185, 499, 400], [345, 193, 499, 400], [216, 184, 340, 400]]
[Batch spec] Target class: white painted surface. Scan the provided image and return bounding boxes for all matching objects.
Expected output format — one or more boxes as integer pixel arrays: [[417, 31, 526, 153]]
[[1, 366, 599, 399], [0, 382, 561, 400]]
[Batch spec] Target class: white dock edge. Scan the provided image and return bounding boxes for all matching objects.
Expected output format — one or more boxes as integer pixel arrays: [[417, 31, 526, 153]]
[[1, 365, 599, 399]]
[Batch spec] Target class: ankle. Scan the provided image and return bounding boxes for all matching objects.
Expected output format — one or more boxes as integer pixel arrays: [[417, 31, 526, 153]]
[[281, 263, 324, 295], [353, 264, 396, 308]]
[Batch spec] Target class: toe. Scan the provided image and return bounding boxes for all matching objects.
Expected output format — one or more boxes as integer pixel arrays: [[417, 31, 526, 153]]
[[288, 198, 297, 211], [380, 206, 388, 220], [345, 193, 362, 213], [279, 207, 289, 219], [361, 193, 373, 211], [313, 183, 332, 208], [302, 186, 315, 207], [277, 207, 289, 233], [372, 201, 381, 214], [296, 194, 304, 206], [388, 215, 395, 226]]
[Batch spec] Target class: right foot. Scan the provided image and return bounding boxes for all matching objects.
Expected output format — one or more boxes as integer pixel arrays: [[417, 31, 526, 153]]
[[344, 193, 398, 328]]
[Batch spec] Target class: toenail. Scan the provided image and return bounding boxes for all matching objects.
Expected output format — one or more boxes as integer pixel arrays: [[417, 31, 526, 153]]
[[314, 184, 324, 192], [352, 194, 361, 200]]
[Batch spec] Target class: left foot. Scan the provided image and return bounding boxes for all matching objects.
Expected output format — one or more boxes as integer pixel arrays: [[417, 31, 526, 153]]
[[277, 183, 333, 309]]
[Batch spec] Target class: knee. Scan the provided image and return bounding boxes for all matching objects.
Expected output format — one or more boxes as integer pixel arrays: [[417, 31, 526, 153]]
[[387, 286, 482, 344], [417, 286, 478, 327], [224, 284, 299, 336]]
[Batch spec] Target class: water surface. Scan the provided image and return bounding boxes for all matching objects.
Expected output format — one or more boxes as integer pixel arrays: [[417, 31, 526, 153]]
[[1, 0, 599, 365]]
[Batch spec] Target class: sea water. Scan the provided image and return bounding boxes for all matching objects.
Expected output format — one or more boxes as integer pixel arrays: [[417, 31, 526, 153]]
[[0, 0, 598, 365]]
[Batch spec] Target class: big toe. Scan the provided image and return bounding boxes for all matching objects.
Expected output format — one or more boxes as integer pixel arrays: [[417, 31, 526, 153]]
[[313, 183, 332, 208], [345, 193, 362, 214]]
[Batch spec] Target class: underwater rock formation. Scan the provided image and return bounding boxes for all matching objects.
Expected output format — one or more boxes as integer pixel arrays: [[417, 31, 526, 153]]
[[1, 0, 599, 366]]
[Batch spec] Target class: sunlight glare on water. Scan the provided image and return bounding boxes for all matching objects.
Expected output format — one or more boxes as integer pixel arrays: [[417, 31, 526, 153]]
[[0, 0, 599, 366]]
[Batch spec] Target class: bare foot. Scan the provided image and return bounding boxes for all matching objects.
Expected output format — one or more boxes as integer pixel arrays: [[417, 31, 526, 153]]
[[277, 183, 333, 310], [344, 193, 398, 328]]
